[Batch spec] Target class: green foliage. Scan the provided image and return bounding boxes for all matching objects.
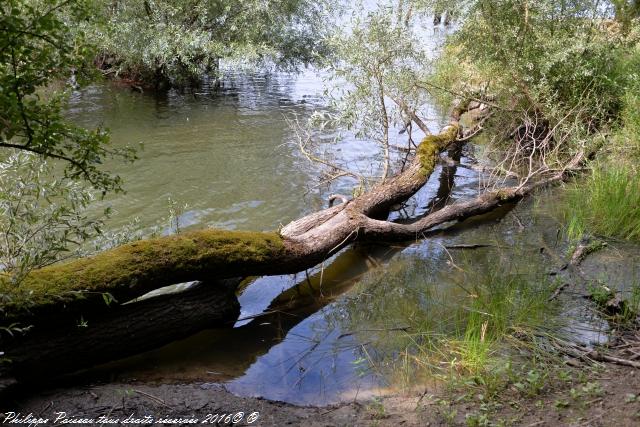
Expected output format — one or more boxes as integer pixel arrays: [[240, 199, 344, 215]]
[[0, 152, 106, 285], [613, 0, 640, 29], [0, 0, 135, 193], [427, 0, 640, 175], [588, 283, 615, 308], [613, 38, 640, 157], [92, 0, 334, 86], [308, 3, 434, 185], [587, 282, 640, 323], [322, 5, 431, 136], [165, 196, 188, 234], [454, 268, 554, 374], [445, 0, 630, 106], [565, 164, 640, 240]]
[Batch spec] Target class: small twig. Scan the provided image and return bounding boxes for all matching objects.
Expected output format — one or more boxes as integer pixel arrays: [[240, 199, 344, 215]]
[[390, 143, 413, 153], [320, 406, 342, 416], [440, 243, 464, 272], [99, 407, 114, 427], [133, 389, 173, 409], [555, 340, 640, 369], [445, 243, 493, 250], [338, 326, 410, 339], [569, 239, 607, 268], [389, 95, 431, 134], [37, 401, 53, 417], [548, 283, 570, 302]]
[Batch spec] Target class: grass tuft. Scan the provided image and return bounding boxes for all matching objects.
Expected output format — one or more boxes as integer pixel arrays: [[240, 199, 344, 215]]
[[339, 256, 562, 394], [565, 164, 640, 241]]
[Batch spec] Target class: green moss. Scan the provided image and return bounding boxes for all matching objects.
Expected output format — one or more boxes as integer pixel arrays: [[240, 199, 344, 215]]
[[0, 229, 285, 318], [416, 125, 460, 177], [495, 189, 513, 201]]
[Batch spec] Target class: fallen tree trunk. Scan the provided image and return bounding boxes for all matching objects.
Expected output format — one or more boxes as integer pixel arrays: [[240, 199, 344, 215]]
[[0, 101, 581, 331], [1, 278, 241, 384], [0, 99, 589, 394], [1, 143, 471, 387], [1, 113, 463, 325]]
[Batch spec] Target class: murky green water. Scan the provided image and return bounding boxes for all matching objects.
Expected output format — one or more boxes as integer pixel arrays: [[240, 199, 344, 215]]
[[68, 72, 330, 233]]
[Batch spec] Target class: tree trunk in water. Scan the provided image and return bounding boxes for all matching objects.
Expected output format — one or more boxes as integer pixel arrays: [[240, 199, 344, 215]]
[[0, 98, 586, 391], [0, 111, 465, 327], [1, 278, 241, 385]]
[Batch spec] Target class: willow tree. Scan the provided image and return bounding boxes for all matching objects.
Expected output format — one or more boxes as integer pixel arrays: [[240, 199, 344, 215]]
[[0, 0, 135, 192], [91, 0, 335, 87], [0, 0, 139, 289]]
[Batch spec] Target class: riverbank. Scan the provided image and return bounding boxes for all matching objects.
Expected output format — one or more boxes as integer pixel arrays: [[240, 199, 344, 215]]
[[6, 362, 640, 426], [4, 191, 640, 421], [5, 226, 640, 426]]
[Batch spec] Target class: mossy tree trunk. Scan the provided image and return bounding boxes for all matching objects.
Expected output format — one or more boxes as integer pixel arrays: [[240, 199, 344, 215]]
[[1, 140, 474, 389], [0, 100, 581, 329], [0, 105, 466, 325]]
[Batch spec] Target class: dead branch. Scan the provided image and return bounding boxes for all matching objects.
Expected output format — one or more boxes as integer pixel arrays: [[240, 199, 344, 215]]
[[328, 194, 350, 206], [389, 95, 431, 134]]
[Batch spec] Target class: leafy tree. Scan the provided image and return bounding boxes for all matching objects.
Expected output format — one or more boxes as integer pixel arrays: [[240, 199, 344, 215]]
[[0, 152, 105, 285], [417, 0, 640, 176], [0, 0, 135, 194], [302, 4, 432, 191], [92, 0, 335, 87], [0, 0, 135, 288]]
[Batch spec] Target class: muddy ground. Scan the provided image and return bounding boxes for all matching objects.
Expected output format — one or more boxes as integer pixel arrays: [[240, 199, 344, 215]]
[[4, 362, 640, 426]]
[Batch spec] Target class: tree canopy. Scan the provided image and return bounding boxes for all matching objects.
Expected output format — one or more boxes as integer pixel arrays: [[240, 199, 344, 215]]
[[92, 0, 334, 87], [0, 0, 135, 193]]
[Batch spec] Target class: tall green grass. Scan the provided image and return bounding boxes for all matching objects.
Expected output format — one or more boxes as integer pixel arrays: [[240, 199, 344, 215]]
[[424, 268, 558, 384], [565, 165, 640, 241], [338, 257, 561, 390]]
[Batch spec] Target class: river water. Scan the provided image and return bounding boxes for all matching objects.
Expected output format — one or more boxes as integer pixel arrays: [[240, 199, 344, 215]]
[[62, 32, 640, 407]]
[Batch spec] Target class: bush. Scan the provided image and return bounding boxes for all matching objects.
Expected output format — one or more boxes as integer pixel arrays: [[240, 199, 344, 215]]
[[0, 152, 107, 285]]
